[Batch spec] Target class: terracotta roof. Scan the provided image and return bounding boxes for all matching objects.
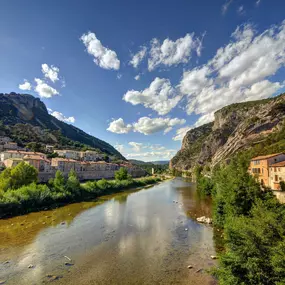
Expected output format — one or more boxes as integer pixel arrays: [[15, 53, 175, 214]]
[[51, 158, 78, 162], [270, 161, 285, 167], [4, 150, 46, 156], [251, 153, 285, 161], [23, 155, 49, 161]]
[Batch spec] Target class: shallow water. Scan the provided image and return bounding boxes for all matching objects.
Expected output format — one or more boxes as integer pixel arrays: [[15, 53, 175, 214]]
[[0, 178, 217, 285]]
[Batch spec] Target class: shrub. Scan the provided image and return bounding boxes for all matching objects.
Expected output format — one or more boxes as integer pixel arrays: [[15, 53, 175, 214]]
[[115, 167, 129, 181]]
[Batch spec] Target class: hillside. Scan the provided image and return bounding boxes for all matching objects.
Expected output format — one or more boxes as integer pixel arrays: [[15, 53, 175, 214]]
[[170, 93, 285, 172], [0, 92, 124, 159]]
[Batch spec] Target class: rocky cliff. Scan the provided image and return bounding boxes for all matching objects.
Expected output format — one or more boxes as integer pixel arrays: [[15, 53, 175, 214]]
[[0, 92, 124, 159], [170, 93, 285, 171]]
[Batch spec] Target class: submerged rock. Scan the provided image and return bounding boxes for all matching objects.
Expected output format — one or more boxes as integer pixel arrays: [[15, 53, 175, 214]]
[[196, 216, 212, 224]]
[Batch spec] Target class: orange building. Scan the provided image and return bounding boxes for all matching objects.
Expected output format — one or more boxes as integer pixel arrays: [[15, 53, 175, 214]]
[[249, 153, 285, 186], [269, 161, 285, 190]]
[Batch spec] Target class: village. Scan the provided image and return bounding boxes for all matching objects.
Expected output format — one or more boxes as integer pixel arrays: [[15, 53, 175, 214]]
[[0, 136, 146, 182], [248, 153, 285, 191]]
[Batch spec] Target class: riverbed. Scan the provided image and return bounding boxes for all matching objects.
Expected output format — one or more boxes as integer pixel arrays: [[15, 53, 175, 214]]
[[0, 178, 217, 284]]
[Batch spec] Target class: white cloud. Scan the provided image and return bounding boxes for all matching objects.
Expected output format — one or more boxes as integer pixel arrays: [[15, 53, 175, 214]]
[[256, 0, 261, 6], [123, 77, 182, 115], [117, 73, 122, 79], [133, 117, 185, 135], [126, 149, 176, 161], [115, 143, 124, 152], [148, 34, 198, 71], [129, 142, 143, 152], [237, 5, 245, 15], [19, 80, 31, 91], [222, 0, 233, 15], [81, 32, 120, 70], [180, 66, 212, 96], [107, 116, 185, 135], [50, 111, 75, 124], [180, 21, 285, 127], [34, 78, 59, 98], [130, 46, 147, 68], [172, 126, 192, 141], [134, 75, 140, 81], [107, 118, 132, 134], [41, 64, 59, 82]]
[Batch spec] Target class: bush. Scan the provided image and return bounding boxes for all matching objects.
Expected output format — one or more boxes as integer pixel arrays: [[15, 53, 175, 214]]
[[115, 167, 129, 181]]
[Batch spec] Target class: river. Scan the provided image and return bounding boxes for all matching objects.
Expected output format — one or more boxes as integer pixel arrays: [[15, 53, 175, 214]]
[[0, 178, 217, 285]]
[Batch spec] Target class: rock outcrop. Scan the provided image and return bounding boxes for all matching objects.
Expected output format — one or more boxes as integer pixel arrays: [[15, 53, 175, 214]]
[[170, 93, 285, 172]]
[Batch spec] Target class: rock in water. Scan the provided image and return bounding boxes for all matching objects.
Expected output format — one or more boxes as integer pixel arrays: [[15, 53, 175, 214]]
[[196, 216, 212, 224]]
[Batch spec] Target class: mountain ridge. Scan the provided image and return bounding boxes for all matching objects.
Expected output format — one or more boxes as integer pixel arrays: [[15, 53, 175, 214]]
[[0, 92, 124, 159]]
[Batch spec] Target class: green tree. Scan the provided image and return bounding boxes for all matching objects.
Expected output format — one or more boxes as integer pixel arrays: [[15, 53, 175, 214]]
[[115, 167, 129, 181], [65, 169, 80, 194], [0, 167, 12, 192], [9, 162, 38, 189], [53, 170, 65, 191]]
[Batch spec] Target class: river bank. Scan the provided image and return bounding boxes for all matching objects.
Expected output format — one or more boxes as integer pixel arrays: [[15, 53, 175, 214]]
[[0, 178, 217, 285], [0, 176, 163, 219]]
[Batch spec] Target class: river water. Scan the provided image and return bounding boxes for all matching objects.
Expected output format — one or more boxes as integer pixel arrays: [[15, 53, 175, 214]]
[[0, 178, 217, 285]]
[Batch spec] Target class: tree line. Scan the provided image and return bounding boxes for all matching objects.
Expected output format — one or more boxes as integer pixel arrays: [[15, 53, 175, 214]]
[[195, 155, 285, 284]]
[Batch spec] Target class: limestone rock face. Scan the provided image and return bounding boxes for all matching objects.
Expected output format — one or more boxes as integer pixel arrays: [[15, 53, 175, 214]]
[[170, 93, 285, 172]]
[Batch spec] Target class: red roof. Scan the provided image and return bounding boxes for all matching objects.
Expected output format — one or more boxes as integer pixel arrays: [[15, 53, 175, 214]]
[[270, 161, 285, 167], [251, 153, 285, 161]]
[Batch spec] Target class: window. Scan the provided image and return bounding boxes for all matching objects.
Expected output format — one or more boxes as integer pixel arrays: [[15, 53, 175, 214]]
[[275, 175, 278, 182], [279, 168, 281, 172]]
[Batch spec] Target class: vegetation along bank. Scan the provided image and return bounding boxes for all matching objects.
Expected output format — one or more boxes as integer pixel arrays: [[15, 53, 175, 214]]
[[195, 154, 285, 285], [0, 163, 162, 218]]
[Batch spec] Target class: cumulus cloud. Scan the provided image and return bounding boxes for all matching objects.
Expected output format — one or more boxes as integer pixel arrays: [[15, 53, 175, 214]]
[[107, 118, 132, 134], [130, 46, 147, 68], [129, 142, 143, 152], [19, 80, 31, 91], [126, 149, 176, 161], [34, 78, 59, 98], [256, 0, 261, 6], [50, 111, 75, 124], [148, 34, 199, 71], [172, 126, 192, 141], [134, 75, 140, 81], [133, 117, 185, 135], [81, 32, 120, 70], [123, 77, 181, 115], [115, 143, 124, 152], [41, 64, 59, 82], [107, 116, 185, 135], [180, 20, 285, 126]]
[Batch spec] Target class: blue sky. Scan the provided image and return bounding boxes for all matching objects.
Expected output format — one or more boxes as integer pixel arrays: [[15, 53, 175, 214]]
[[0, 0, 285, 161]]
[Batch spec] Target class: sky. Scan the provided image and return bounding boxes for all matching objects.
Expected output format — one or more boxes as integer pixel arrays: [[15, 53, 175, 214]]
[[0, 0, 285, 161]]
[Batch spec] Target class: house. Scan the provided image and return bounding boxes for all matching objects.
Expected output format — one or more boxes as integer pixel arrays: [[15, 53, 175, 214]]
[[269, 161, 285, 190], [51, 157, 80, 173], [0, 150, 47, 162], [45, 145, 54, 153], [3, 142, 18, 150], [249, 153, 285, 186], [23, 154, 52, 173], [80, 150, 104, 162], [54, 149, 81, 160], [3, 158, 23, 168]]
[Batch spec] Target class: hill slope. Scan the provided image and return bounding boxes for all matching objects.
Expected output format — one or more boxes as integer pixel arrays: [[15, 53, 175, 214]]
[[170, 93, 285, 171], [0, 92, 124, 159]]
